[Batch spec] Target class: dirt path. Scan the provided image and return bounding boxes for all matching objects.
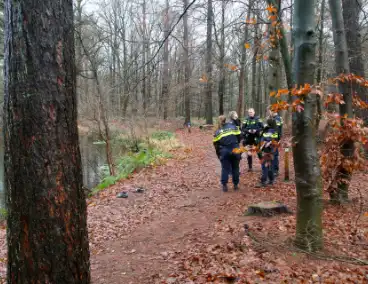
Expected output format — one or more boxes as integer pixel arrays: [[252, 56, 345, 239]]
[[88, 128, 368, 283], [0, 127, 365, 282], [89, 128, 252, 283]]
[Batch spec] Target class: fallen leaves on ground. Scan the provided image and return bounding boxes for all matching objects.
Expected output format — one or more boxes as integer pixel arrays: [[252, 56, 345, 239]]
[[0, 126, 367, 283]]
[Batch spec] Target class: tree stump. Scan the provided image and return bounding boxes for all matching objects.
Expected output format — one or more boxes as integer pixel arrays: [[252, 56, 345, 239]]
[[246, 201, 291, 217]]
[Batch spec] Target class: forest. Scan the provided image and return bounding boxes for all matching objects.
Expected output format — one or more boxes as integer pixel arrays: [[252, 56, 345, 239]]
[[0, 0, 367, 283]]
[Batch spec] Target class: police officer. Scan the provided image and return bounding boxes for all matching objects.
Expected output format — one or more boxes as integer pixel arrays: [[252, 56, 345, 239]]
[[241, 108, 264, 172], [256, 118, 279, 187], [229, 111, 241, 129], [213, 114, 242, 192], [268, 109, 283, 175]]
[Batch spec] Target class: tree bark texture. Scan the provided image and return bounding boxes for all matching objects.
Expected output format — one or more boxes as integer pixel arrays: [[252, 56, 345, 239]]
[[292, 0, 323, 252], [4, 0, 91, 282], [329, 0, 353, 204]]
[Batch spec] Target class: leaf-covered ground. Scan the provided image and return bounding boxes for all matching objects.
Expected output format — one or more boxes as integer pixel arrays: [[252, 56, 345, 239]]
[[0, 127, 367, 283]]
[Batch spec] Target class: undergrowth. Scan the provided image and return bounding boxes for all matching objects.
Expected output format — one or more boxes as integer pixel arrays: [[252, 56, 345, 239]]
[[89, 131, 181, 197]]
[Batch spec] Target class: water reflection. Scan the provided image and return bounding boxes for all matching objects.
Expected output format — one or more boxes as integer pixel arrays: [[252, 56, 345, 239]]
[[0, 134, 108, 209]]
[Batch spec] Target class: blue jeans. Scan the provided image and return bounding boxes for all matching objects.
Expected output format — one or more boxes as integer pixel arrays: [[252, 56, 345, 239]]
[[273, 148, 279, 173], [261, 161, 274, 184], [220, 149, 241, 186]]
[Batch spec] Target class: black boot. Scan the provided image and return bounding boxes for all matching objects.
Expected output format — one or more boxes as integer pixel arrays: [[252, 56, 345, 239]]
[[222, 184, 228, 192], [234, 184, 239, 191]]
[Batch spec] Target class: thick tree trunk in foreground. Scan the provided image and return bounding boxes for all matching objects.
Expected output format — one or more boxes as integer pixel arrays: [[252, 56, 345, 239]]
[[292, 0, 323, 251], [329, 0, 353, 204], [4, 0, 91, 282]]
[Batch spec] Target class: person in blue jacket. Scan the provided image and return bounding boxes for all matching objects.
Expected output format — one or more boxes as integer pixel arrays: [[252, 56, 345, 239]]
[[268, 109, 283, 175], [213, 114, 242, 192], [241, 108, 264, 172], [256, 118, 280, 187]]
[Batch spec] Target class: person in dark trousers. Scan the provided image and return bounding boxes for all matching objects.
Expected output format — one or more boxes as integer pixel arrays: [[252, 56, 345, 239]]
[[268, 109, 283, 175], [256, 118, 280, 187], [241, 108, 264, 172], [213, 114, 242, 192]]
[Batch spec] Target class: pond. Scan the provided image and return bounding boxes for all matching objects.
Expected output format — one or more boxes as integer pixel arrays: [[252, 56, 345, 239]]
[[0, 133, 109, 209]]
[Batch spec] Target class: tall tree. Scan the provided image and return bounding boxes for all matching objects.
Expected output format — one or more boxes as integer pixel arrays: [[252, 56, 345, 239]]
[[251, 13, 260, 114], [316, 0, 326, 131], [162, 0, 170, 119], [342, 0, 367, 118], [4, 0, 91, 282], [329, 0, 353, 203], [183, 0, 191, 123], [205, 0, 213, 124], [238, 1, 252, 117], [317, 0, 326, 84], [292, 0, 323, 251], [218, 0, 226, 115], [267, 0, 281, 105]]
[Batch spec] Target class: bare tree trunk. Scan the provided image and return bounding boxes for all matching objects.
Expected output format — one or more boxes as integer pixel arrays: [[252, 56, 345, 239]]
[[251, 14, 259, 114], [238, 1, 252, 117], [162, 0, 170, 119], [218, 0, 226, 115], [142, 0, 147, 114], [267, 0, 281, 105], [121, 17, 129, 117], [329, 0, 353, 204], [316, 0, 325, 131], [4, 0, 91, 281], [205, 0, 213, 124], [342, 0, 367, 119], [76, 0, 83, 105], [183, 0, 191, 123], [256, 58, 262, 115], [292, 0, 323, 252], [317, 0, 326, 84]]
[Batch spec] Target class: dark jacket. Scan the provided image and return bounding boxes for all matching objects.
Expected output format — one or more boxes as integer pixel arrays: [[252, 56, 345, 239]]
[[231, 118, 241, 129], [241, 116, 264, 137], [213, 122, 241, 158], [260, 127, 279, 154], [273, 114, 283, 137]]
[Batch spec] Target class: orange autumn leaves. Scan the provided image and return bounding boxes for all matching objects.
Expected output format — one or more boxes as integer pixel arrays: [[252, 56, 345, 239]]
[[269, 74, 368, 113], [269, 83, 317, 112], [321, 114, 368, 183]]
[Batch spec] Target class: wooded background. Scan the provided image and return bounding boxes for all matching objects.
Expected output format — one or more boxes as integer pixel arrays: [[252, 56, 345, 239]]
[[1, 0, 366, 125]]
